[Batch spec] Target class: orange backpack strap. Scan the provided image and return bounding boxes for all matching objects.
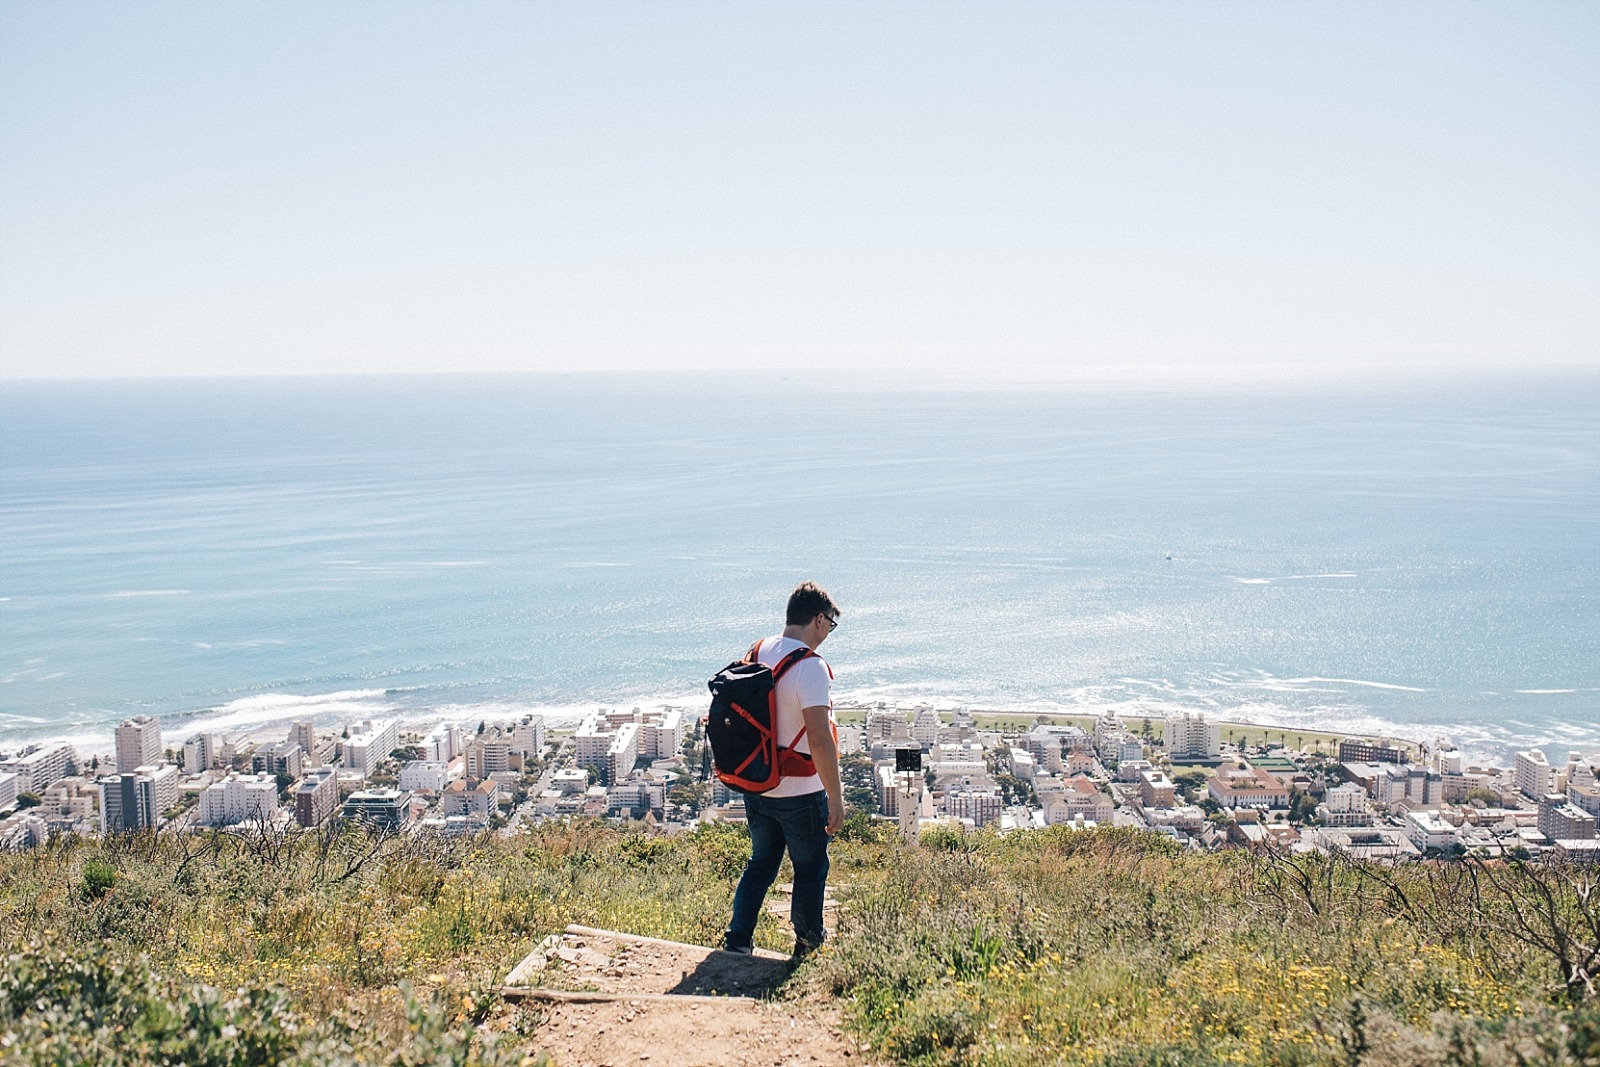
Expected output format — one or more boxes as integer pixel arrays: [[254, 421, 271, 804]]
[[772, 647, 822, 776]]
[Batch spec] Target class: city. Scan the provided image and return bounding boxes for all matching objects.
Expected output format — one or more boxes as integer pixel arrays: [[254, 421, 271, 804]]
[[0, 705, 1595, 866]]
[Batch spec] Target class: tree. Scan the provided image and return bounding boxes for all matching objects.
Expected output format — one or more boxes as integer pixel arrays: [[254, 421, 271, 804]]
[[667, 779, 708, 815], [1286, 787, 1319, 825], [1171, 770, 1208, 803], [995, 773, 1035, 806], [15, 792, 41, 810], [838, 751, 877, 814]]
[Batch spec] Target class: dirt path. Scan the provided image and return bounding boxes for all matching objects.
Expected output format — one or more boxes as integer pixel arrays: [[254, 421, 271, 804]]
[[503, 926, 880, 1067], [528, 997, 872, 1067]]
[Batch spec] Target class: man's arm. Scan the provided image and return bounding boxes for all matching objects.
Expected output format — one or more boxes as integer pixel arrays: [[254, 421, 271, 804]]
[[802, 704, 844, 836]]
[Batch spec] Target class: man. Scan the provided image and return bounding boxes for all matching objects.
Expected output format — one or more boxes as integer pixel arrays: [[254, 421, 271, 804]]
[[723, 581, 844, 959]]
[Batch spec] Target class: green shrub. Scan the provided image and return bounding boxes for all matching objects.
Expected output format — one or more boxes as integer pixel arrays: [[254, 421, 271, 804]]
[[0, 942, 538, 1067], [80, 858, 116, 900]]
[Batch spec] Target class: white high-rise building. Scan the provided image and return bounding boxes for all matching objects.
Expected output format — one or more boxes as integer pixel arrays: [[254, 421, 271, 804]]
[[197, 773, 280, 826], [115, 716, 163, 774], [398, 761, 449, 793], [288, 721, 320, 767], [607, 722, 640, 785], [1515, 750, 1555, 800], [342, 719, 399, 779], [183, 733, 222, 772], [99, 766, 173, 833], [1167, 713, 1221, 760], [421, 722, 463, 763], [512, 715, 547, 757], [574, 713, 613, 776], [0, 742, 79, 794]]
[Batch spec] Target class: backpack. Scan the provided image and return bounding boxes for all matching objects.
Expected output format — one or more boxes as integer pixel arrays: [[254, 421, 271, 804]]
[[705, 640, 819, 793]]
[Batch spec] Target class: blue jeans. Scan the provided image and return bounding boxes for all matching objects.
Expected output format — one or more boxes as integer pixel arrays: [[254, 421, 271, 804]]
[[725, 790, 831, 952]]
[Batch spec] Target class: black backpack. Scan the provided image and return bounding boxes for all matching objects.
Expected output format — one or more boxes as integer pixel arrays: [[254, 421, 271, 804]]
[[705, 641, 817, 793]]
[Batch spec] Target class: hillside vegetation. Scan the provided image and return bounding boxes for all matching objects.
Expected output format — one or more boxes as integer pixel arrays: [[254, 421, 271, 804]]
[[1, 820, 1596, 1066]]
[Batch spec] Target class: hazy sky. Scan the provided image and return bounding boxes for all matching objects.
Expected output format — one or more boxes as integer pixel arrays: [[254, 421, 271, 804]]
[[2, 1, 1595, 381]]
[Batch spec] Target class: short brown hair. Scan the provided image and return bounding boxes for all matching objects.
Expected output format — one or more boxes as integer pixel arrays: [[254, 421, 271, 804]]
[[786, 581, 839, 626]]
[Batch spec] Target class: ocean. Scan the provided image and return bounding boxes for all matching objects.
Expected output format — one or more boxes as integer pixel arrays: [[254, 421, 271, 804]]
[[2, 371, 1596, 765]]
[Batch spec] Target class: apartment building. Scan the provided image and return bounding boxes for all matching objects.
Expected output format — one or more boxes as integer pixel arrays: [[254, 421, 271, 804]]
[[115, 715, 163, 774], [441, 778, 499, 819], [1405, 811, 1460, 852], [1167, 713, 1221, 761], [464, 735, 516, 778], [1539, 795, 1597, 842], [0, 741, 80, 794], [197, 773, 280, 826], [911, 707, 941, 748], [398, 761, 449, 793], [421, 722, 463, 764], [1318, 782, 1375, 827], [343, 719, 399, 779], [1338, 739, 1406, 765], [944, 787, 1002, 827], [341, 788, 412, 830], [251, 741, 304, 779], [99, 765, 177, 833], [183, 733, 223, 772], [287, 721, 323, 767], [512, 715, 548, 757], [1138, 769, 1176, 808], [1515, 750, 1555, 800], [294, 767, 340, 827]]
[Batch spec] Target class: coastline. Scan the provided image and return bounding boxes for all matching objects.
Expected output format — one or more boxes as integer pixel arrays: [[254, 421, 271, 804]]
[[27, 693, 1551, 773]]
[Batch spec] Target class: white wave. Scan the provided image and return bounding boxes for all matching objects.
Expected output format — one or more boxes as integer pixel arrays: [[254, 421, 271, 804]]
[[1283, 676, 1429, 693], [563, 562, 631, 569], [178, 689, 394, 735], [192, 639, 288, 651], [1516, 689, 1577, 694], [1229, 573, 1357, 585], [99, 589, 189, 598]]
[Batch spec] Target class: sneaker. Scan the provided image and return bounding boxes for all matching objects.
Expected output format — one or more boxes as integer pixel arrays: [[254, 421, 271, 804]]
[[723, 943, 753, 955]]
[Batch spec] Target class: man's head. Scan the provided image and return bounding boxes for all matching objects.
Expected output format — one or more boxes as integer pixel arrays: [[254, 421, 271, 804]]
[[785, 581, 840, 647]]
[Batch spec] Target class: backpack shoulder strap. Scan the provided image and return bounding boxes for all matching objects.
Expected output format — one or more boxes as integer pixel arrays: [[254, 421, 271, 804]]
[[771, 646, 815, 681], [743, 638, 765, 664]]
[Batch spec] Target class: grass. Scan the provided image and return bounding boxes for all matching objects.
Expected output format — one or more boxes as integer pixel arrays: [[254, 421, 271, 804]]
[[1, 821, 1595, 1066]]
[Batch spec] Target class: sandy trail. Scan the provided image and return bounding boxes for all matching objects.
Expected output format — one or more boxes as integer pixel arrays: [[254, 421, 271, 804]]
[[503, 925, 878, 1067]]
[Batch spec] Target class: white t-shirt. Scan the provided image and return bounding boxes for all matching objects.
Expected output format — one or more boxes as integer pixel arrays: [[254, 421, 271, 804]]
[[752, 635, 833, 798]]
